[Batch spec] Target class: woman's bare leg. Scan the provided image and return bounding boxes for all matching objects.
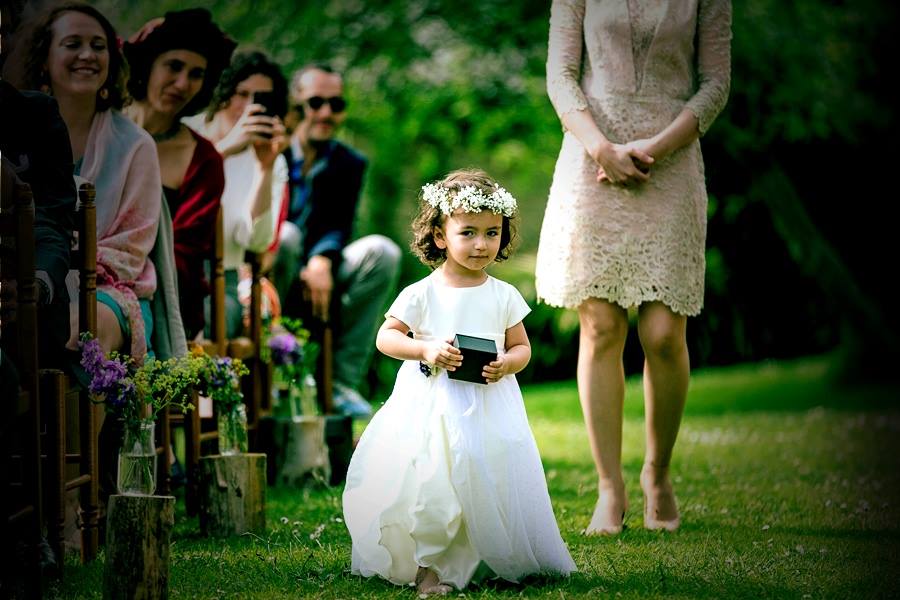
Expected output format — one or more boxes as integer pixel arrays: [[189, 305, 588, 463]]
[[577, 298, 629, 534], [97, 303, 125, 354], [637, 301, 689, 528]]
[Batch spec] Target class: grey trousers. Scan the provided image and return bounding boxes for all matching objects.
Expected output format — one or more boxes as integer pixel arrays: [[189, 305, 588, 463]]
[[274, 221, 401, 389]]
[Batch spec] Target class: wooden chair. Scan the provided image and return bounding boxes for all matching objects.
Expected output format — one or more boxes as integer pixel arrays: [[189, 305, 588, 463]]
[[40, 182, 100, 564], [161, 208, 269, 514], [234, 249, 269, 444], [2, 181, 43, 595]]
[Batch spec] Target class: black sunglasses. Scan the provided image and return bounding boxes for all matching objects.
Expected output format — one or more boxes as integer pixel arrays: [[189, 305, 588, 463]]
[[300, 95, 347, 113]]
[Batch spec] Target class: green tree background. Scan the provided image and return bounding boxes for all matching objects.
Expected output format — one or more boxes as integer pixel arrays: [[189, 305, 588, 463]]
[[78, 0, 899, 391]]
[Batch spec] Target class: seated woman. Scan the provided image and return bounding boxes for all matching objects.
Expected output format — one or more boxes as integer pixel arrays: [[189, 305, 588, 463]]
[[183, 51, 288, 337], [18, 1, 160, 360], [123, 9, 235, 340], [16, 1, 173, 527]]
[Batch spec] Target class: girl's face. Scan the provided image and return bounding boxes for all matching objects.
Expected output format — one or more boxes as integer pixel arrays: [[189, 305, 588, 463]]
[[434, 209, 503, 275], [145, 49, 207, 118], [46, 11, 109, 99], [222, 73, 273, 129]]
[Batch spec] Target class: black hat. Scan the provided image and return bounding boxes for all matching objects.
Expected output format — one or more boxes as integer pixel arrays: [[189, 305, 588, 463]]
[[124, 8, 236, 117]]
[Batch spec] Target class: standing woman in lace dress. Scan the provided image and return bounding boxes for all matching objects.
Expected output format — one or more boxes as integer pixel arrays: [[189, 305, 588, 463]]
[[536, 0, 731, 534]]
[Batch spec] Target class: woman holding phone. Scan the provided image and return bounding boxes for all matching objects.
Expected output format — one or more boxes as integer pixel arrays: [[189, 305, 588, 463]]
[[184, 50, 288, 336]]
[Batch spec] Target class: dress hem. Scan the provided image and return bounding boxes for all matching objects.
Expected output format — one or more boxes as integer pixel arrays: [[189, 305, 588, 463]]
[[535, 287, 702, 317]]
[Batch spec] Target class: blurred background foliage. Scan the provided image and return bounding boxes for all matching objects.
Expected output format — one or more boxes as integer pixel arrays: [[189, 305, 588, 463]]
[[48, 0, 898, 391]]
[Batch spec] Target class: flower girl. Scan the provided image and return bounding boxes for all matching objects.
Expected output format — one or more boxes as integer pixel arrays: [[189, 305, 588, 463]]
[[343, 169, 576, 595]]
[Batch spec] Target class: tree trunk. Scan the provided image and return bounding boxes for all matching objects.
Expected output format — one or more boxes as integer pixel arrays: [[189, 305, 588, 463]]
[[103, 494, 175, 600], [198, 454, 266, 537]]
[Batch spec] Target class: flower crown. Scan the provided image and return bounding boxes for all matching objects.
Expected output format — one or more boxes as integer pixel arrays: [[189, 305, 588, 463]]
[[421, 182, 517, 217]]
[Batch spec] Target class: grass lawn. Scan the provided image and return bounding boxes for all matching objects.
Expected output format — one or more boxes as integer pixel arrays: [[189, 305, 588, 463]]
[[52, 355, 900, 599]]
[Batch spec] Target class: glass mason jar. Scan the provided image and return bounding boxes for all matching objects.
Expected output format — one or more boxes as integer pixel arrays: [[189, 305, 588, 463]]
[[218, 403, 248, 455], [117, 419, 157, 496], [299, 374, 319, 416]]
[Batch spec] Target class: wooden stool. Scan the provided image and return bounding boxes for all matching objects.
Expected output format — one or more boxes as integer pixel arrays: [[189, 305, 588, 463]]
[[103, 494, 175, 600], [198, 453, 266, 537]]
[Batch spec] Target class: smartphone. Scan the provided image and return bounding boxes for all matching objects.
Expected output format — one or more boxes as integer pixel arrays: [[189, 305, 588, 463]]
[[252, 91, 278, 117]]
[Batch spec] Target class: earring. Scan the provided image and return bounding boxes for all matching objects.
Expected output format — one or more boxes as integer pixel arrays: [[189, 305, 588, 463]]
[[39, 70, 52, 95], [99, 87, 109, 100]]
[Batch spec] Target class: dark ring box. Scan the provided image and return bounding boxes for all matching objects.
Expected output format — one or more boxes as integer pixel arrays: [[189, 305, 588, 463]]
[[447, 333, 497, 385]]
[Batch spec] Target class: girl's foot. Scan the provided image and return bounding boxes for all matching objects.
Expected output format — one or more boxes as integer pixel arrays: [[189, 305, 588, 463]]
[[641, 463, 680, 531], [415, 567, 452, 596], [585, 479, 627, 535]]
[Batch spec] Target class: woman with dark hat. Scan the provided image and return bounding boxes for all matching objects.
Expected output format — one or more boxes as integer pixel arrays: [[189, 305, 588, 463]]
[[124, 8, 236, 339]]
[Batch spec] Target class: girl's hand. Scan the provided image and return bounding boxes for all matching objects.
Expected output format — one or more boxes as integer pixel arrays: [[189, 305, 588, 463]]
[[422, 339, 462, 371], [592, 141, 653, 186], [482, 356, 508, 383]]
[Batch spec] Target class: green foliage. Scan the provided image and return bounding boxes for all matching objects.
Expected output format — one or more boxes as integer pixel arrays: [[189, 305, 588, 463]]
[[79, 334, 199, 434], [194, 352, 249, 414], [92, 0, 899, 387]]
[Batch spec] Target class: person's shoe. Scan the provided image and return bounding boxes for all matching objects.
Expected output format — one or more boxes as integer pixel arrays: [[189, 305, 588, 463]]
[[332, 383, 373, 419], [38, 536, 60, 579]]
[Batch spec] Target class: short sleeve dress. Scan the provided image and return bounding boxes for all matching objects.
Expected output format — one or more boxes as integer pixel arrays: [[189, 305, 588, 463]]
[[343, 272, 576, 590], [536, 0, 732, 315]]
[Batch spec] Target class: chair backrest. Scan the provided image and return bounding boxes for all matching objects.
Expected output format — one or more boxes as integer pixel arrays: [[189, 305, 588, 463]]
[[209, 207, 227, 355], [1, 181, 44, 594], [72, 182, 98, 338], [0, 182, 39, 397]]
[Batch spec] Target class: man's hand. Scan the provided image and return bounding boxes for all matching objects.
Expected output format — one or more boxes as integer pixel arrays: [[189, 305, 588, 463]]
[[300, 255, 333, 320]]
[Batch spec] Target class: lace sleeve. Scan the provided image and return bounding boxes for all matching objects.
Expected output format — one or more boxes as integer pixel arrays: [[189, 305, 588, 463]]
[[546, 0, 589, 121], [685, 0, 732, 135]]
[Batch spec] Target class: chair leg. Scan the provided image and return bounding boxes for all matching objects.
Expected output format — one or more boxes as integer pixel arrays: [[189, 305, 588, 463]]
[[156, 409, 171, 496], [41, 370, 67, 572], [184, 393, 201, 516], [79, 397, 99, 562]]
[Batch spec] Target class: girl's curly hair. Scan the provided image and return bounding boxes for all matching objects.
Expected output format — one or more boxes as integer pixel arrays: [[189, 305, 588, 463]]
[[19, 1, 128, 111], [411, 168, 518, 269]]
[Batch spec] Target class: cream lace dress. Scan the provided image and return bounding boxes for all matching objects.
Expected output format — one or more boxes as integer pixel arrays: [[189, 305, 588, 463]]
[[536, 0, 731, 315]]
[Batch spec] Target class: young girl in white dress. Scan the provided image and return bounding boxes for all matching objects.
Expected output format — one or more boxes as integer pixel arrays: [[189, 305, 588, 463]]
[[343, 169, 576, 595]]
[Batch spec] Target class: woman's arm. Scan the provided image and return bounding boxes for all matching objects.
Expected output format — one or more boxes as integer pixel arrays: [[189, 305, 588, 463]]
[[636, 0, 731, 161], [684, 0, 732, 136], [376, 317, 462, 371], [547, 0, 652, 185]]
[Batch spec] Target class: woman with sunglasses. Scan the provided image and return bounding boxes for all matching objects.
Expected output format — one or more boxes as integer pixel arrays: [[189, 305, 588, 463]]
[[183, 50, 288, 337], [123, 9, 235, 339]]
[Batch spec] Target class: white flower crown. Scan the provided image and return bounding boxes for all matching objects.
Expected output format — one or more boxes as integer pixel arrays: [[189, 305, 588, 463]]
[[421, 182, 518, 217]]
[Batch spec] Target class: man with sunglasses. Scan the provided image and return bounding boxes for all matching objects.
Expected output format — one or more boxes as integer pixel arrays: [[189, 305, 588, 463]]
[[274, 64, 400, 420]]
